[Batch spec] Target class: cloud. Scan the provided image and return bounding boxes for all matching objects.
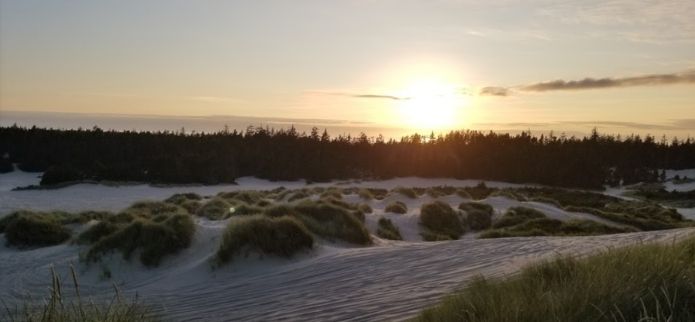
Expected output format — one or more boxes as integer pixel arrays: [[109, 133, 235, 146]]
[[351, 94, 408, 100], [309, 91, 408, 101], [520, 71, 695, 92], [472, 119, 695, 132], [479, 86, 511, 96]]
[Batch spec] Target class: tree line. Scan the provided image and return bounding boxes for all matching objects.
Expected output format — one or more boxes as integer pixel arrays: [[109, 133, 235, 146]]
[[1, 125, 693, 189]]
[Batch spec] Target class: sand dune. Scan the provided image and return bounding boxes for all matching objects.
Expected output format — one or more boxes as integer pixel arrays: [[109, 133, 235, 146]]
[[1, 225, 692, 321]]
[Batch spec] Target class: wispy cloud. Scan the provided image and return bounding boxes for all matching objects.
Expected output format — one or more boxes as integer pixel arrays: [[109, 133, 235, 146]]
[[520, 71, 695, 92], [479, 86, 511, 96], [309, 91, 409, 101], [480, 70, 695, 96]]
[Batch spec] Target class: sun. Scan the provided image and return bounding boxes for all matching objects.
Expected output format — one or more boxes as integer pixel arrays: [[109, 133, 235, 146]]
[[396, 79, 467, 130]]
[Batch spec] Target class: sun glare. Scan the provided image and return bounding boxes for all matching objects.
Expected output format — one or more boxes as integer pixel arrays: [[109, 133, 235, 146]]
[[396, 79, 468, 130]]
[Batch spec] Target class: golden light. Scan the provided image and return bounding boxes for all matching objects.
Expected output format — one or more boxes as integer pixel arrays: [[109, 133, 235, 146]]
[[396, 78, 468, 130]]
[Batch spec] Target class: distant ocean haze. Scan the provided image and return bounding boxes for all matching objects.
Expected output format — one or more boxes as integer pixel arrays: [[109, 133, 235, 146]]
[[0, 110, 416, 139]]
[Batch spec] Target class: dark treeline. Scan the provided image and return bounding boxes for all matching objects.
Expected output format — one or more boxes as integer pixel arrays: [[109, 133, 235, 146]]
[[1, 125, 694, 189]]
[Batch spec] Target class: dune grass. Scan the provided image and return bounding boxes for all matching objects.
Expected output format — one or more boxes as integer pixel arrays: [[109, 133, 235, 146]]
[[1, 266, 156, 322], [481, 206, 631, 238], [264, 200, 372, 245], [195, 198, 233, 220], [461, 182, 495, 200], [426, 186, 456, 198], [393, 187, 419, 199], [385, 201, 408, 214], [376, 217, 402, 240], [86, 213, 195, 267], [420, 201, 464, 240], [215, 215, 313, 265], [416, 235, 695, 322], [358, 203, 373, 214], [3, 211, 72, 247], [565, 203, 689, 231], [459, 202, 494, 230]]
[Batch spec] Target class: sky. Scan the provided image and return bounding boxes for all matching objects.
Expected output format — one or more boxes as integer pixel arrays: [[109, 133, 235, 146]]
[[1, 0, 694, 138]]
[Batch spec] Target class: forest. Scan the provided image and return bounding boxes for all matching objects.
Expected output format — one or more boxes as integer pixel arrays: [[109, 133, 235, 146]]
[[1, 125, 693, 189]]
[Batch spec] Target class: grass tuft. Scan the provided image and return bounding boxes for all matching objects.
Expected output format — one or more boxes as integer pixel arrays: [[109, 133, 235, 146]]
[[215, 215, 313, 265], [459, 202, 494, 230], [385, 201, 408, 214], [376, 217, 402, 240], [3, 211, 72, 247], [86, 214, 195, 267], [420, 201, 464, 240]]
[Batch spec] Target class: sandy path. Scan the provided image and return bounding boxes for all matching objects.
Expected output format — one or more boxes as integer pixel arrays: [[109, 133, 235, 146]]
[[2, 228, 692, 321]]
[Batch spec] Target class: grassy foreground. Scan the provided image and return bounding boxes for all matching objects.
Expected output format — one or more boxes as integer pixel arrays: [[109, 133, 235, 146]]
[[416, 234, 695, 322], [2, 266, 155, 322]]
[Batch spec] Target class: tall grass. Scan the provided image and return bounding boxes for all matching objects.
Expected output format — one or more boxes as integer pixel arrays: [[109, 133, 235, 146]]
[[1, 266, 155, 322], [417, 235, 695, 322]]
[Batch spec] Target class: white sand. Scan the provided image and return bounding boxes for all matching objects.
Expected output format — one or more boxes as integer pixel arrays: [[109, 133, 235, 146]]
[[1, 225, 692, 322], [1, 169, 693, 321]]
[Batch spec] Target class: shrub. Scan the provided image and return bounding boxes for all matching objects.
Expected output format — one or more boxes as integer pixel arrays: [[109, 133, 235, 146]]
[[420, 201, 463, 240], [376, 217, 402, 240], [231, 191, 264, 204], [4, 211, 72, 247], [385, 201, 408, 214], [358, 203, 373, 214], [459, 202, 494, 230], [216, 215, 313, 265], [233, 203, 264, 216], [87, 214, 195, 267], [393, 187, 418, 199], [416, 236, 695, 322], [40, 164, 83, 185], [179, 200, 202, 214], [196, 198, 233, 220]]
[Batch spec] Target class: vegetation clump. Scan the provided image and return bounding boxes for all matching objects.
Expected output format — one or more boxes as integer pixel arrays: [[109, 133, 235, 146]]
[[216, 215, 313, 265], [358, 203, 373, 214], [393, 187, 418, 199], [459, 202, 494, 230], [3, 211, 72, 247], [420, 201, 464, 240], [263, 200, 371, 245], [426, 186, 456, 198], [481, 206, 630, 238], [417, 236, 695, 322], [376, 217, 402, 240], [86, 213, 195, 267], [77, 221, 120, 244], [461, 182, 494, 200], [196, 198, 233, 220], [385, 201, 408, 214]]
